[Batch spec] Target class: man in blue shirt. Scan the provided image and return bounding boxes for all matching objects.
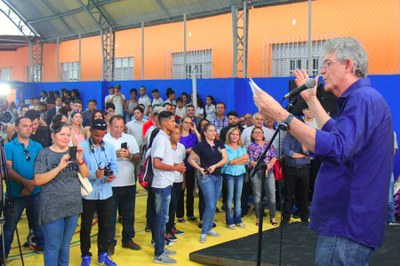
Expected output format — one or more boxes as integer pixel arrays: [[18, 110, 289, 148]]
[[1, 116, 44, 259], [282, 132, 310, 224], [253, 37, 393, 265], [79, 119, 118, 266]]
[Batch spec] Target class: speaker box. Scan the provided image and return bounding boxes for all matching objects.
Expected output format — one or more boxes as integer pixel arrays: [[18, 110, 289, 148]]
[[288, 80, 338, 117]]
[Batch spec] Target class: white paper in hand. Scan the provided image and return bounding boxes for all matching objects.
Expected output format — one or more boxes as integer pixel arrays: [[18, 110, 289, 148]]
[[249, 78, 263, 96]]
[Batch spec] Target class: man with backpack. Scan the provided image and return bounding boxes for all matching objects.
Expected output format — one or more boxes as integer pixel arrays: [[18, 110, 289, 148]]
[[151, 111, 186, 264]]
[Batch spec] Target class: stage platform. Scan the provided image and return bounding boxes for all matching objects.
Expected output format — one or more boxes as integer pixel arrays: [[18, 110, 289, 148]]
[[190, 222, 400, 266]]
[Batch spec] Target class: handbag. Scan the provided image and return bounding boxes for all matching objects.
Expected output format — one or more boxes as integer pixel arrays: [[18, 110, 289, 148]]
[[78, 173, 93, 196], [273, 159, 284, 181]]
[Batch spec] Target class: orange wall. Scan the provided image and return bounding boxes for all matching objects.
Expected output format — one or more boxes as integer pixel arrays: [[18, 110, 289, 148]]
[[0, 46, 29, 81], [42, 43, 57, 81], [0, 0, 398, 81]]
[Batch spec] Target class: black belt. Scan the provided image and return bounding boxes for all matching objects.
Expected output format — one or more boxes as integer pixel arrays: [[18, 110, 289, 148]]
[[287, 165, 310, 169]]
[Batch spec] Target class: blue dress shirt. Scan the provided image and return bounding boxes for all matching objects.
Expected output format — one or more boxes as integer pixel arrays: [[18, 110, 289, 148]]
[[79, 139, 118, 200], [311, 78, 393, 248]]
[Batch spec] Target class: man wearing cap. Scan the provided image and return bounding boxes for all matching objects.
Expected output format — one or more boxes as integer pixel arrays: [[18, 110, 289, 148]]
[[79, 119, 118, 266]]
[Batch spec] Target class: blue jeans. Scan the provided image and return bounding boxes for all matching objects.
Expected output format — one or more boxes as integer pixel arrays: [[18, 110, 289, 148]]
[[250, 171, 276, 218], [198, 175, 222, 234], [108, 185, 136, 244], [387, 173, 395, 224], [315, 235, 374, 266], [42, 215, 79, 266], [225, 174, 244, 225], [152, 186, 172, 257], [0, 194, 44, 258]]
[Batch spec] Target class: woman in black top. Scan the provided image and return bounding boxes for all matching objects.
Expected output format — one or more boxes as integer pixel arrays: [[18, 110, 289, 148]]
[[188, 123, 227, 243]]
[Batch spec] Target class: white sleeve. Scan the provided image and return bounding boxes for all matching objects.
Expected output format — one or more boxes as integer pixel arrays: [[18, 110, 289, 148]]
[[151, 135, 165, 160], [128, 136, 140, 154]]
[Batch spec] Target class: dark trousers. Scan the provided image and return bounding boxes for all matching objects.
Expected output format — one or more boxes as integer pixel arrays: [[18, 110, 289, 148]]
[[221, 174, 227, 205], [108, 185, 136, 245], [282, 165, 310, 221], [146, 186, 155, 240], [167, 182, 183, 231], [177, 168, 195, 218], [0, 194, 43, 258], [241, 173, 252, 215], [309, 158, 321, 202], [80, 197, 113, 256]]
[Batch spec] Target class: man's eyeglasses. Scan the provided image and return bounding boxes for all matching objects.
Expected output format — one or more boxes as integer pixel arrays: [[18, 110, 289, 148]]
[[23, 149, 31, 161], [320, 60, 338, 70]]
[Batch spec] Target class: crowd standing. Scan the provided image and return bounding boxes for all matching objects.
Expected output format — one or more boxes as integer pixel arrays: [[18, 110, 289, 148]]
[[0, 37, 398, 265]]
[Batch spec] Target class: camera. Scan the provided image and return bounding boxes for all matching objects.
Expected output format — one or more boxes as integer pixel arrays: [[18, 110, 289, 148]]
[[103, 163, 114, 176]]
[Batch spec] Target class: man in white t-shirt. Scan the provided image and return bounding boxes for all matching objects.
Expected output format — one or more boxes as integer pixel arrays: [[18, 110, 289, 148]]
[[104, 86, 115, 106], [151, 111, 186, 264], [174, 97, 186, 119], [151, 89, 164, 106], [126, 106, 147, 148], [241, 112, 274, 147], [138, 86, 152, 116], [303, 107, 319, 129], [107, 84, 126, 116], [165, 127, 186, 242], [104, 115, 141, 254]]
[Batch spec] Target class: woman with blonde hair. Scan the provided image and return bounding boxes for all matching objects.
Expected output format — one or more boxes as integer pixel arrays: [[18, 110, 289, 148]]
[[69, 111, 90, 146], [222, 127, 249, 229], [176, 116, 201, 222]]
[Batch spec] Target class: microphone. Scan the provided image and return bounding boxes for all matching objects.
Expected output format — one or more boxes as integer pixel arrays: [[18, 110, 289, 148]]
[[283, 78, 316, 99]]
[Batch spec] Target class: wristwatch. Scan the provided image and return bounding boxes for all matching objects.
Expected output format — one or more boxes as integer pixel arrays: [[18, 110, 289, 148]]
[[278, 114, 294, 131]]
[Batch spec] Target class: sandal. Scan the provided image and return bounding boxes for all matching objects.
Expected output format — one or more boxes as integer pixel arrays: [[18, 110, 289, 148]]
[[270, 218, 278, 226]]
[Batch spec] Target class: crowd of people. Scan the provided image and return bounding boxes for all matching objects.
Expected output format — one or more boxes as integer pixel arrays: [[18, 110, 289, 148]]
[[0, 37, 398, 265]]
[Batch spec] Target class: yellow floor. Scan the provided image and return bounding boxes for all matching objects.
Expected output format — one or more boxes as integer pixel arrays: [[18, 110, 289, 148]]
[[6, 187, 283, 265]]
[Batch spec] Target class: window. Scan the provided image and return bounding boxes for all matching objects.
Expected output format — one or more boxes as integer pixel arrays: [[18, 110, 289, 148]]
[[172, 49, 212, 79], [114, 57, 134, 80], [270, 39, 327, 77], [62, 62, 79, 81], [0, 68, 12, 81]]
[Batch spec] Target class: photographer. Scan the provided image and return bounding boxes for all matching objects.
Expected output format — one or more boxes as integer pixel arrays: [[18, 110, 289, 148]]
[[79, 119, 118, 266]]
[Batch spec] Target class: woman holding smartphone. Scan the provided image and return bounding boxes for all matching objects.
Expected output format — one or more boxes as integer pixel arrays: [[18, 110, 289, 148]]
[[34, 122, 89, 266], [188, 123, 228, 243]]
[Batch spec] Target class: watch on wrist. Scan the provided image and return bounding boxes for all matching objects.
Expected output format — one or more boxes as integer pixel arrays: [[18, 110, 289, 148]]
[[278, 114, 294, 131]]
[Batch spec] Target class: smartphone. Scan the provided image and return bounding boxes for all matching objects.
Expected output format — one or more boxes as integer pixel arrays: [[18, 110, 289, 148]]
[[121, 142, 128, 149], [69, 146, 77, 161]]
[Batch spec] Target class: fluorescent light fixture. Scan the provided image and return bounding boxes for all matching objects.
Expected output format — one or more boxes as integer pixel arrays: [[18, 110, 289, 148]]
[[0, 83, 11, 96]]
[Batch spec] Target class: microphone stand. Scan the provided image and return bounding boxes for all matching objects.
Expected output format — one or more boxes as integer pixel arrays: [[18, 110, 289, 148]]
[[251, 96, 298, 266]]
